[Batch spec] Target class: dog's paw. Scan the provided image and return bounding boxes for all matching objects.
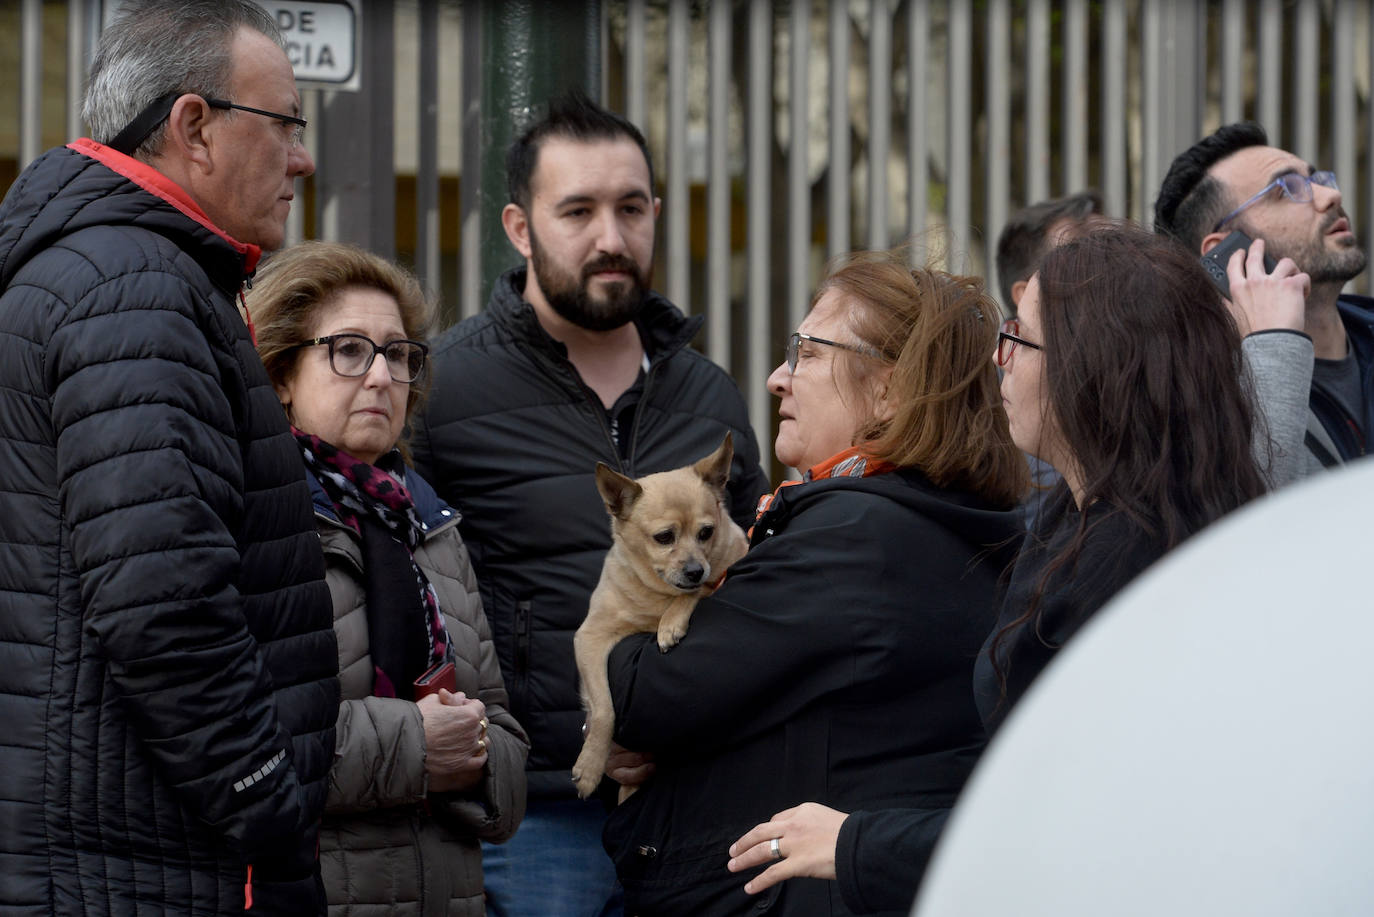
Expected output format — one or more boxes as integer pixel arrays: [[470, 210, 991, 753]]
[[656, 626, 686, 652], [570, 765, 600, 799]]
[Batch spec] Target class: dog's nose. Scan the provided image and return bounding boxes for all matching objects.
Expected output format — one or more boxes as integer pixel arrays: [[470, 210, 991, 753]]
[[682, 562, 704, 584]]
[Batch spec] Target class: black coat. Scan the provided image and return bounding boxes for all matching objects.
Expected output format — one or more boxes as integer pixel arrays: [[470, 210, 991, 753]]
[[974, 486, 1164, 732], [411, 268, 768, 799], [1312, 294, 1374, 461], [0, 141, 339, 915], [604, 469, 1022, 916]]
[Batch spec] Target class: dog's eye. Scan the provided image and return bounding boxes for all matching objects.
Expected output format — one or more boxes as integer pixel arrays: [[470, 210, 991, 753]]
[[653, 530, 675, 545], [696, 525, 715, 542]]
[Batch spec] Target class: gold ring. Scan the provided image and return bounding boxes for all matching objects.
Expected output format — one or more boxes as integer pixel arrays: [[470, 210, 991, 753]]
[[476, 737, 486, 751]]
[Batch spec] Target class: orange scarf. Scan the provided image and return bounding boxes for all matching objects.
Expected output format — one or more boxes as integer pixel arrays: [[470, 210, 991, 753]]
[[751, 447, 900, 531]]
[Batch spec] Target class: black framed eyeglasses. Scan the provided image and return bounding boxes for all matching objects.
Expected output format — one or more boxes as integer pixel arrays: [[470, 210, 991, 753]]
[[106, 92, 308, 156], [996, 319, 1043, 366], [205, 98, 307, 147], [1212, 170, 1338, 233], [288, 334, 429, 383], [785, 331, 883, 374]]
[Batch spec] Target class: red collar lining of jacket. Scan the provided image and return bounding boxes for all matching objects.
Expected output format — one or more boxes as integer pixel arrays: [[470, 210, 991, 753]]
[[67, 138, 262, 274]]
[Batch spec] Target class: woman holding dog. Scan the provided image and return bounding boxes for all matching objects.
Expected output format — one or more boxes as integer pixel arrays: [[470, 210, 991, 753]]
[[249, 241, 528, 917], [603, 250, 1028, 915]]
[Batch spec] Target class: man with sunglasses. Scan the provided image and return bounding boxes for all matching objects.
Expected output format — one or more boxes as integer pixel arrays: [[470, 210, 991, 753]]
[[0, 2, 336, 914], [1156, 121, 1372, 480]]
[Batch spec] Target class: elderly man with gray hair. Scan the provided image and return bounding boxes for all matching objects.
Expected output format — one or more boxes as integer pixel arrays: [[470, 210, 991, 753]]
[[0, 2, 337, 914]]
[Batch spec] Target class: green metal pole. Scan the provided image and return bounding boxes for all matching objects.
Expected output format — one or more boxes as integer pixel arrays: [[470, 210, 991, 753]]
[[474, 0, 602, 310]]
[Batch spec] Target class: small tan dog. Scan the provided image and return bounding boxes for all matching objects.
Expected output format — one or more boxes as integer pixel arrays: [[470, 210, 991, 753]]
[[571, 434, 750, 799]]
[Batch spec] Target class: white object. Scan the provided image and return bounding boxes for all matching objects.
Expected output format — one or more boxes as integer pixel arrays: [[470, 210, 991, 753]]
[[259, 1, 360, 89], [914, 459, 1374, 916]]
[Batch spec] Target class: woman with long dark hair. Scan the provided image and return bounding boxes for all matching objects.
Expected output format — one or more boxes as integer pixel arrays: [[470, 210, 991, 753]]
[[977, 224, 1285, 730]]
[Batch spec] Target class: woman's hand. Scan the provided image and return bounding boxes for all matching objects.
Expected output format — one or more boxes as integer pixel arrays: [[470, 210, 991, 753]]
[[726, 803, 849, 895], [418, 688, 488, 793], [1224, 237, 1310, 337], [605, 742, 655, 787]]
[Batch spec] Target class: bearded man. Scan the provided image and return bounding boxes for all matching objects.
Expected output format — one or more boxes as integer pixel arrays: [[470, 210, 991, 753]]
[[1156, 121, 1373, 480], [410, 92, 767, 917]]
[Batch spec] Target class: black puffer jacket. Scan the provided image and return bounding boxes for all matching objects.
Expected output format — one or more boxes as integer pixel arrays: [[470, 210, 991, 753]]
[[411, 268, 768, 798], [0, 141, 339, 915]]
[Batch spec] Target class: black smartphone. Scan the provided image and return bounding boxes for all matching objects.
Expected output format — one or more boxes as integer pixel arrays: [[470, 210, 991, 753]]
[[1200, 229, 1279, 300]]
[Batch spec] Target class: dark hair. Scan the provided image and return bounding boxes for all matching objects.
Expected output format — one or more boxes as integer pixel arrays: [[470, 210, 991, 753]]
[[817, 249, 1029, 509], [505, 91, 655, 210], [1153, 121, 1269, 251], [993, 224, 1267, 676], [994, 190, 1104, 311], [249, 241, 437, 444]]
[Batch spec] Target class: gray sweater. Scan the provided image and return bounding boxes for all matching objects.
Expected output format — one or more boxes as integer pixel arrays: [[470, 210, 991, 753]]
[[1243, 329, 1325, 488]]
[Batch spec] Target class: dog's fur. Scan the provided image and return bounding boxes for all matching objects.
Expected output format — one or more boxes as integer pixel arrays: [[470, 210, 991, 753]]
[[571, 434, 750, 799]]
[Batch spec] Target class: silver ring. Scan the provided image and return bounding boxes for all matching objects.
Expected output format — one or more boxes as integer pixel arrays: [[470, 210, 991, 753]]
[[769, 837, 782, 860]]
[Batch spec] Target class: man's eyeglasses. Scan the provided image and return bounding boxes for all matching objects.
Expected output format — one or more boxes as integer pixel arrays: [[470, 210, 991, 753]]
[[1212, 170, 1338, 233], [205, 98, 307, 147], [995, 319, 1043, 366], [785, 331, 883, 374], [105, 92, 308, 156], [288, 334, 429, 384]]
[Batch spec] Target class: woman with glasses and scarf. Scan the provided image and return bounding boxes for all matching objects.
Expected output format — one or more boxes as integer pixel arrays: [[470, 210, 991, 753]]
[[250, 241, 528, 917], [978, 224, 1284, 733], [602, 249, 1029, 915]]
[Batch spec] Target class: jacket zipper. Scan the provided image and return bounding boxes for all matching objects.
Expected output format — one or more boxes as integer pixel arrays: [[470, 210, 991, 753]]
[[554, 353, 632, 474], [239, 277, 258, 345], [514, 600, 532, 702], [411, 817, 427, 912], [623, 356, 662, 476], [540, 318, 673, 476]]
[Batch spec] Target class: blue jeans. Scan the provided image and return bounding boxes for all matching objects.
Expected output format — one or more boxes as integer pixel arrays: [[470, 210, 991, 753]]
[[483, 797, 624, 917]]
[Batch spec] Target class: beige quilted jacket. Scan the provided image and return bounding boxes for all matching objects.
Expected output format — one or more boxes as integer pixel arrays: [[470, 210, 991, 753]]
[[315, 489, 529, 917]]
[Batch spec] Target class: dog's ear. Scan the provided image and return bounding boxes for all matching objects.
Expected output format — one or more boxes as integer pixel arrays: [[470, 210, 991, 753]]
[[693, 432, 734, 497], [595, 462, 643, 520]]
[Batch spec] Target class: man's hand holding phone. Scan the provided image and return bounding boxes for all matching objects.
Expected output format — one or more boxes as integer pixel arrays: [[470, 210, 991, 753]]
[[1203, 231, 1309, 337]]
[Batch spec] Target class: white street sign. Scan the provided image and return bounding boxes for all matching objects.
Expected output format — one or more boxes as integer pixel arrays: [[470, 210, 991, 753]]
[[259, 1, 361, 91]]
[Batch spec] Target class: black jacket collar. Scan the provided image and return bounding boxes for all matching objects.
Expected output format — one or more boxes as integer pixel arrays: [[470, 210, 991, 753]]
[[487, 266, 704, 366]]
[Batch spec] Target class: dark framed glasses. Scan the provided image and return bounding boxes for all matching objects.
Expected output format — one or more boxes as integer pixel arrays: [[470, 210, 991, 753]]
[[995, 319, 1043, 366], [289, 333, 428, 383], [106, 92, 308, 156], [785, 331, 883, 374], [1212, 170, 1338, 233], [205, 98, 307, 147]]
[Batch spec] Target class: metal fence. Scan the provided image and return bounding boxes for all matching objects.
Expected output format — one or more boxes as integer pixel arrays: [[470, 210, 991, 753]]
[[3, 0, 1373, 460]]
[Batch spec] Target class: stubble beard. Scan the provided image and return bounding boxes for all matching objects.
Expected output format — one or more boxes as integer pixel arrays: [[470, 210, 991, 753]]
[[1255, 212, 1369, 287]]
